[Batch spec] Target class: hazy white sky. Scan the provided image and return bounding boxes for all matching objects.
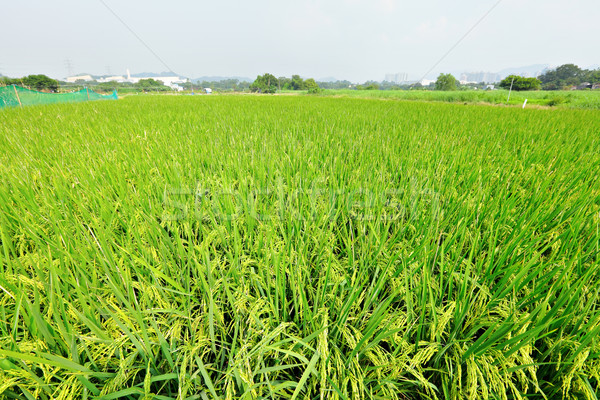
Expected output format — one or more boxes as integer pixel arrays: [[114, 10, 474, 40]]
[[2, 0, 598, 82]]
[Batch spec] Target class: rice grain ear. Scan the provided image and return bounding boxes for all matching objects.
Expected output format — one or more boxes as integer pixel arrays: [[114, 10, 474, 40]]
[[1, 95, 599, 399]]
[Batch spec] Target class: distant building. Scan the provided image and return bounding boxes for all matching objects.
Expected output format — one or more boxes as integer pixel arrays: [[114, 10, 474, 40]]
[[204, 88, 212, 94], [577, 82, 593, 90], [593, 83, 600, 90], [384, 73, 408, 83], [460, 72, 501, 84], [420, 79, 435, 86], [65, 75, 94, 83], [66, 70, 188, 90], [97, 75, 126, 83], [124, 69, 187, 89]]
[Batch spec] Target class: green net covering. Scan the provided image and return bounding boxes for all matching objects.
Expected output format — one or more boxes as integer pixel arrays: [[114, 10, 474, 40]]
[[0, 85, 118, 109]]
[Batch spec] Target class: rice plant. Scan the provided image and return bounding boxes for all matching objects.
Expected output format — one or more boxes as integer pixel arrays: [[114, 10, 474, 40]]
[[0, 95, 599, 399], [323, 89, 600, 109]]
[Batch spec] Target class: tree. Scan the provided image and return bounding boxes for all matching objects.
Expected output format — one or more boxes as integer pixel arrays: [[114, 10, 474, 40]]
[[278, 76, 292, 90], [316, 80, 352, 89], [21, 75, 59, 92], [290, 75, 305, 90], [96, 81, 121, 93], [538, 64, 583, 90], [0, 76, 17, 86], [357, 82, 379, 90], [585, 69, 600, 84], [435, 73, 458, 91], [498, 75, 541, 91], [304, 78, 321, 94], [137, 78, 170, 91], [250, 73, 278, 94]]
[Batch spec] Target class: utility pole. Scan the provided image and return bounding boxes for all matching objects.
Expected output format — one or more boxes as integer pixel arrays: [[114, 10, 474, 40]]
[[507, 76, 515, 104], [13, 85, 23, 108], [64, 59, 74, 77]]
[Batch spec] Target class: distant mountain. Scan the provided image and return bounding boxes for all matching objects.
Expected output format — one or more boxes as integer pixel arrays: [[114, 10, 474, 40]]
[[453, 64, 550, 83], [496, 64, 549, 79], [192, 76, 252, 83]]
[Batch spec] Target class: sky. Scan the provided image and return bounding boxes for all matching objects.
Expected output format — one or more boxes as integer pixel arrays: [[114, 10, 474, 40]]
[[1, 0, 598, 82]]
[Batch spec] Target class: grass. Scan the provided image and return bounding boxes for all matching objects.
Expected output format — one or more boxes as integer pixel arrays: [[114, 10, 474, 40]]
[[0, 95, 599, 399], [321, 89, 600, 109]]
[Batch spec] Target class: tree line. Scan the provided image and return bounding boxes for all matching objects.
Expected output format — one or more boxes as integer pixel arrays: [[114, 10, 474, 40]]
[[250, 74, 321, 94], [4, 63, 599, 94], [1, 75, 59, 92], [0, 74, 172, 93], [434, 73, 543, 91], [434, 64, 600, 91], [497, 64, 600, 91], [537, 64, 600, 90]]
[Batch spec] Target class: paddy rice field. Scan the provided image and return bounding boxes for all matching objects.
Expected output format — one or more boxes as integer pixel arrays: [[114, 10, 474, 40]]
[[322, 89, 600, 109], [0, 95, 599, 399]]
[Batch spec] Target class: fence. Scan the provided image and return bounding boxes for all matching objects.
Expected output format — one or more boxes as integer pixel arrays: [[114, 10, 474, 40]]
[[0, 85, 118, 109]]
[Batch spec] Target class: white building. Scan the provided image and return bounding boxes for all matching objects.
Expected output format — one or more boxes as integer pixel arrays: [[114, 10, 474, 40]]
[[66, 70, 188, 89], [98, 75, 126, 83], [124, 69, 187, 89], [65, 75, 94, 83]]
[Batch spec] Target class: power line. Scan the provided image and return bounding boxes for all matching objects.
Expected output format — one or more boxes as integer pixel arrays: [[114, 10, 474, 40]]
[[419, 0, 505, 81], [64, 59, 74, 76], [98, 0, 175, 73]]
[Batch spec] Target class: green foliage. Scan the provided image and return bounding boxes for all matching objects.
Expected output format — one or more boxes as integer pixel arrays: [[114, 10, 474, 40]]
[[24, 74, 60, 91], [191, 79, 250, 92], [291, 74, 306, 90], [356, 82, 380, 90], [136, 78, 170, 91], [538, 64, 600, 90], [545, 95, 569, 106], [587, 69, 600, 84], [278, 76, 292, 90], [304, 78, 322, 94], [499, 75, 541, 91], [95, 80, 129, 93], [1, 96, 600, 399], [314, 80, 353, 89], [318, 89, 600, 109], [1, 74, 59, 92], [250, 73, 278, 93], [0, 76, 17, 86], [435, 73, 458, 91], [539, 64, 582, 89]]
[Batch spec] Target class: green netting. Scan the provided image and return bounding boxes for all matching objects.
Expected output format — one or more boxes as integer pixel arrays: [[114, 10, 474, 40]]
[[0, 85, 118, 109]]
